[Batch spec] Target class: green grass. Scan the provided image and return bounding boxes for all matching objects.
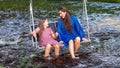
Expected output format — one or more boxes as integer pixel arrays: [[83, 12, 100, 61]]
[[17, 43, 43, 68], [0, 66, 5, 68], [0, 0, 119, 11], [0, 0, 119, 18], [88, 0, 120, 3], [0, 0, 29, 11]]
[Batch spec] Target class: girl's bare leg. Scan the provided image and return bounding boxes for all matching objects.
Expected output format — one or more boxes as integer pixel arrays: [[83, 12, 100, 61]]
[[53, 44, 59, 58], [74, 37, 80, 53], [69, 40, 79, 59], [44, 44, 51, 57]]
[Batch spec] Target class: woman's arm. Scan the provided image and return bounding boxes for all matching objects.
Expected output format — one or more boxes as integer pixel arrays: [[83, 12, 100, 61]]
[[73, 16, 89, 42], [74, 16, 85, 38]]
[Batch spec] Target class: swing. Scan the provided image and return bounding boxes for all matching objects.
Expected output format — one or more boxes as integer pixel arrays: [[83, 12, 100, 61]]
[[81, 0, 91, 43], [29, 0, 91, 48], [29, 0, 38, 48]]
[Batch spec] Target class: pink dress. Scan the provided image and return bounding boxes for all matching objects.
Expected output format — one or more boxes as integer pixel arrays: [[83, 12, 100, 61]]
[[36, 27, 60, 47]]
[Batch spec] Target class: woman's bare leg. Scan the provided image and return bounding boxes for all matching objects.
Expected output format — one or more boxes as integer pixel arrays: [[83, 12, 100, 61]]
[[74, 37, 80, 53], [53, 44, 59, 58], [44, 44, 51, 57], [69, 40, 79, 59]]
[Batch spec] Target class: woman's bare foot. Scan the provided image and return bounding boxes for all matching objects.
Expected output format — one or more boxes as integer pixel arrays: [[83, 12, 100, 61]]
[[82, 38, 87, 42]]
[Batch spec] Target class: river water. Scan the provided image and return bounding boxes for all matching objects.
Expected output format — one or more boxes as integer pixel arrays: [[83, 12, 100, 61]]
[[0, 2, 120, 68]]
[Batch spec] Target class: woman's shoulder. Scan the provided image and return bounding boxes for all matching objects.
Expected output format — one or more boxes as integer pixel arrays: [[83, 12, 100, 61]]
[[70, 15, 78, 21], [70, 15, 77, 19]]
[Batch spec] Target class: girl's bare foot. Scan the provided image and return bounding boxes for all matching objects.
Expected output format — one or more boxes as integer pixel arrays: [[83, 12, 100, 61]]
[[44, 56, 53, 60], [72, 57, 79, 59]]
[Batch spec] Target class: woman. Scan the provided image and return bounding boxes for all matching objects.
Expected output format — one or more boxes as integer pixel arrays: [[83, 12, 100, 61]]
[[56, 7, 88, 59]]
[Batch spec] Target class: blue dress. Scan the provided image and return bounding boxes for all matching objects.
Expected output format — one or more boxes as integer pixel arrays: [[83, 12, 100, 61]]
[[56, 15, 85, 47]]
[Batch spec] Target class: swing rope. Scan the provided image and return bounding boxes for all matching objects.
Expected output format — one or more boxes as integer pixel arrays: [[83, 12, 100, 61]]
[[83, 0, 91, 41], [29, 0, 38, 48]]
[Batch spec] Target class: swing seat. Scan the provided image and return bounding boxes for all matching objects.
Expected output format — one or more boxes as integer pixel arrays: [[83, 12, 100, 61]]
[[30, 22, 90, 49], [81, 40, 91, 44]]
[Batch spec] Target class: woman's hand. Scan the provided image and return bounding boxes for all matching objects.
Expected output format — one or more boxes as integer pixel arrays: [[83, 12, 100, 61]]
[[59, 41, 63, 44], [82, 38, 89, 43]]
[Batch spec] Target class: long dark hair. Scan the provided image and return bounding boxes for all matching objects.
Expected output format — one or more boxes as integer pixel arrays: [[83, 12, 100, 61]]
[[59, 7, 72, 33], [37, 18, 46, 39]]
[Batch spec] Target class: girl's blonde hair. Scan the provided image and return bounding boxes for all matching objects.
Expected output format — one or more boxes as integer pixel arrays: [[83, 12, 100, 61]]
[[37, 18, 47, 39]]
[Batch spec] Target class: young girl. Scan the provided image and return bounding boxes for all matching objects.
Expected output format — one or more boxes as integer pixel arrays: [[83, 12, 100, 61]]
[[30, 18, 60, 59]]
